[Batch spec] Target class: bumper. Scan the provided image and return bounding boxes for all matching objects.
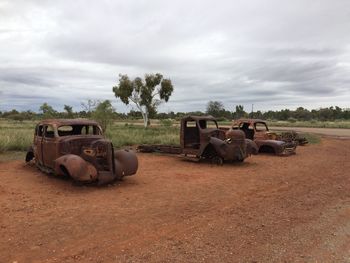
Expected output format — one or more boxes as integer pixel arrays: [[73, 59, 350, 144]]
[[98, 149, 138, 185], [54, 149, 138, 185]]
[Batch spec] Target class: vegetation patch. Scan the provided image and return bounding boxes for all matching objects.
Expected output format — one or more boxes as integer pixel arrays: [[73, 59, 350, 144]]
[[299, 133, 321, 144], [106, 124, 179, 148], [0, 120, 34, 152]]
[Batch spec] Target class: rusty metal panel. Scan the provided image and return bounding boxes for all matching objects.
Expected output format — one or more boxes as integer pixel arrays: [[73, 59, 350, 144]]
[[114, 149, 139, 178], [54, 154, 98, 182]]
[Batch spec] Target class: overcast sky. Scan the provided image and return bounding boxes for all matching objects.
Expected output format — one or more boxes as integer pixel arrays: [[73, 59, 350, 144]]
[[1, 0, 349, 113]]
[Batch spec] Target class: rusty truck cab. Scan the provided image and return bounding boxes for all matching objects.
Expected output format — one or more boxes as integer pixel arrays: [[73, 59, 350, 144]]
[[180, 115, 226, 156], [232, 119, 276, 141], [232, 119, 296, 155]]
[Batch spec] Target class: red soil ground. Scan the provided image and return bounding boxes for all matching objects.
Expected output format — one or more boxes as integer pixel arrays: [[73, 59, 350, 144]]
[[0, 138, 349, 262]]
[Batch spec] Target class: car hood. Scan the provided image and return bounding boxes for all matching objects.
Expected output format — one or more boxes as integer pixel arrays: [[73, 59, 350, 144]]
[[261, 139, 285, 146]]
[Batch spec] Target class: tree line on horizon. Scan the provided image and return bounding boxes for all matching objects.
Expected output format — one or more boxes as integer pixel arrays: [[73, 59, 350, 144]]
[[1, 101, 349, 123]]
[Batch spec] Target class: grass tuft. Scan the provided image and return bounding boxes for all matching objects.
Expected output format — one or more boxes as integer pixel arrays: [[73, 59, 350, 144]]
[[300, 133, 321, 144]]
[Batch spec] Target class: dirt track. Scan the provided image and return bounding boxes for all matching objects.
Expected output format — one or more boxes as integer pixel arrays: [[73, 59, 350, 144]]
[[1, 138, 350, 262], [270, 126, 350, 138]]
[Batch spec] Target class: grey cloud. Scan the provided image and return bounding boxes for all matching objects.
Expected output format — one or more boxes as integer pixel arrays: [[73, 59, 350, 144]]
[[0, 0, 349, 112], [270, 47, 341, 57], [0, 73, 55, 87]]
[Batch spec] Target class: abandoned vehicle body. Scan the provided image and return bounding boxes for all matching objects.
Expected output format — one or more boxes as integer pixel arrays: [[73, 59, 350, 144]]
[[26, 119, 138, 184], [231, 119, 299, 155], [138, 115, 258, 164]]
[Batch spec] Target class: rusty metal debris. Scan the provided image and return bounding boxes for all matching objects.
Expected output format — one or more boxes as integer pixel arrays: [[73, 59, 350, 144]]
[[138, 115, 258, 164], [230, 119, 306, 155], [25, 119, 138, 184], [279, 130, 308, 146]]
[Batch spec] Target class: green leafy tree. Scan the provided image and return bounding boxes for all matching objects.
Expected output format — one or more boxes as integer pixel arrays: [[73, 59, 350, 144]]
[[64, 105, 74, 118], [293, 107, 311, 121], [278, 109, 291, 120], [91, 100, 115, 132], [39, 103, 57, 119], [206, 101, 225, 117], [252, 110, 263, 119], [233, 105, 247, 119], [113, 73, 174, 127]]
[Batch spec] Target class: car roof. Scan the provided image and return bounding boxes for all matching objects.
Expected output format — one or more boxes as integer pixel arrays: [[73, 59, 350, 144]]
[[37, 119, 100, 126], [233, 119, 267, 125]]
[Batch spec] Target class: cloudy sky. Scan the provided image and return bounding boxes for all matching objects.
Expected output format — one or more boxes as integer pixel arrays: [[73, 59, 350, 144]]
[[1, 0, 349, 113]]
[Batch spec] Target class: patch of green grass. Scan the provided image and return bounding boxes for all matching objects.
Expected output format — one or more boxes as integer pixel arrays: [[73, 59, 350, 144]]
[[0, 120, 34, 152], [300, 133, 321, 144], [106, 124, 179, 148]]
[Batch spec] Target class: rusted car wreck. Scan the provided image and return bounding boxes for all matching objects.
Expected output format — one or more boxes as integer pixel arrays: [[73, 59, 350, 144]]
[[25, 119, 138, 184], [138, 115, 258, 164], [230, 119, 302, 155]]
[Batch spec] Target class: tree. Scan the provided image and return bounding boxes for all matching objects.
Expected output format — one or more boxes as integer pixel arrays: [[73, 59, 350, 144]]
[[91, 100, 115, 132], [253, 110, 263, 119], [233, 105, 247, 119], [81, 99, 97, 117], [64, 105, 74, 118], [113, 73, 174, 127], [293, 107, 311, 121], [206, 101, 225, 118], [278, 109, 291, 121], [39, 103, 56, 119]]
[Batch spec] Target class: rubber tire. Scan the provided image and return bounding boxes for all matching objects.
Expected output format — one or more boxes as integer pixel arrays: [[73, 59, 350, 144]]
[[212, 156, 224, 166]]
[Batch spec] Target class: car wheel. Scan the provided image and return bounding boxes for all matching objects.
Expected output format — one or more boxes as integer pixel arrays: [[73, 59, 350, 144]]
[[211, 156, 223, 166]]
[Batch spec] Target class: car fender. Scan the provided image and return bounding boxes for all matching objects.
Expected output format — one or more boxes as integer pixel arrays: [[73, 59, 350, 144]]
[[255, 140, 284, 154], [208, 137, 245, 161], [245, 139, 258, 155], [114, 149, 138, 178], [54, 154, 98, 182], [208, 137, 228, 157]]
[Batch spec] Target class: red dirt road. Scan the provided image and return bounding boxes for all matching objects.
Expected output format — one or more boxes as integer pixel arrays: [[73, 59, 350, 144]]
[[270, 127, 350, 138], [0, 138, 350, 262]]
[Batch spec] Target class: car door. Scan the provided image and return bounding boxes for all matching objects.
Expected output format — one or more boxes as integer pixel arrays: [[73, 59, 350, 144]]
[[254, 122, 269, 140], [34, 125, 44, 165], [42, 125, 57, 168]]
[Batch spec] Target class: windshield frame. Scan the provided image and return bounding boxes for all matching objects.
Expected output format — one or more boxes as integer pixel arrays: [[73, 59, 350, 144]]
[[57, 124, 103, 137]]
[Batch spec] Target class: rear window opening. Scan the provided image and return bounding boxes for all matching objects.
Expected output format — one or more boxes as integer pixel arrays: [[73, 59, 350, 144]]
[[255, 122, 268, 132], [199, 120, 218, 129], [57, 125, 102, 136], [45, 125, 55, 138], [185, 121, 196, 128], [36, 125, 44, 136]]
